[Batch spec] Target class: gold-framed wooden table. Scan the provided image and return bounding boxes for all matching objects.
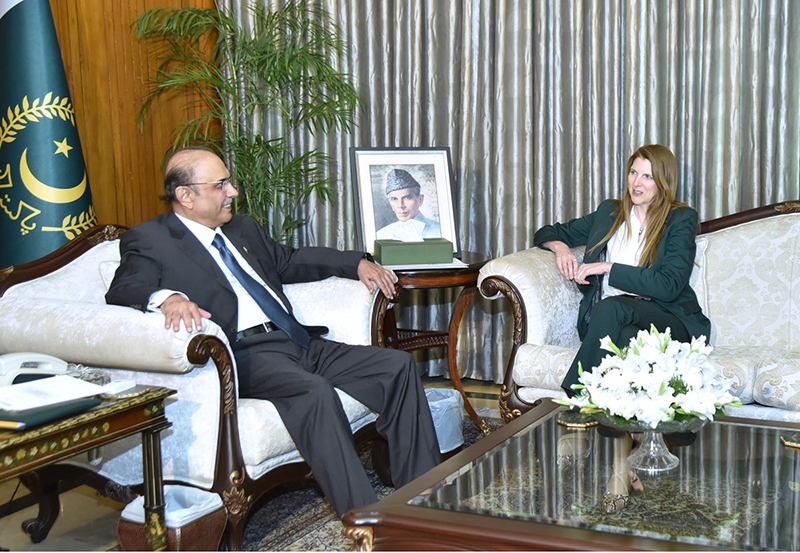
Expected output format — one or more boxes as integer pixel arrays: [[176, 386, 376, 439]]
[[371, 252, 491, 435], [0, 386, 175, 551], [344, 400, 800, 551]]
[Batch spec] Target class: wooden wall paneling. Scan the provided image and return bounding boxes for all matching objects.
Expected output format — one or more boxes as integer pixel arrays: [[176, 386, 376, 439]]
[[50, 0, 216, 228], [116, 0, 149, 227]]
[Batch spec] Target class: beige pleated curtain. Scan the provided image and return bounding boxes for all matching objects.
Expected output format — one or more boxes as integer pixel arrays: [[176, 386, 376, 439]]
[[226, 0, 800, 382]]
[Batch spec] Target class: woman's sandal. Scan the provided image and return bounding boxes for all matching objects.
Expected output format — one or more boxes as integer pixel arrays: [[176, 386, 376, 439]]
[[603, 470, 643, 512]]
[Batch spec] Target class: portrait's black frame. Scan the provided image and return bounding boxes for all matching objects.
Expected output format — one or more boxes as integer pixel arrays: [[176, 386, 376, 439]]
[[349, 146, 461, 259]]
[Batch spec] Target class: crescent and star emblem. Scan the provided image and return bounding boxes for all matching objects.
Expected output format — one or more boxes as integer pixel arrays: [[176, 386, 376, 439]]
[[19, 147, 86, 204]]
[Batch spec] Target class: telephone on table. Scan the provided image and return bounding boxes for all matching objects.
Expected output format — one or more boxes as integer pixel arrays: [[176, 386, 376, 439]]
[[0, 352, 70, 386]]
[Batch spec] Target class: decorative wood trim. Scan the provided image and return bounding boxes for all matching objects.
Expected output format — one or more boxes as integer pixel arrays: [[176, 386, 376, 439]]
[[775, 201, 800, 214], [184, 334, 255, 549], [479, 276, 526, 345], [221, 470, 252, 525], [344, 526, 374, 551], [480, 275, 535, 423], [0, 266, 13, 285], [102, 480, 139, 504], [87, 225, 124, 245], [395, 328, 448, 349], [370, 286, 398, 348], [499, 385, 522, 423], [0, 390, 166, 450], [699, 199, 800, 234], [188, 335, 236, 414]]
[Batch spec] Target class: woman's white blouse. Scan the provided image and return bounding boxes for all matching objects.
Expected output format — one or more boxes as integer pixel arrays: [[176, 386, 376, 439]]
[[603, 208, 645, 299]]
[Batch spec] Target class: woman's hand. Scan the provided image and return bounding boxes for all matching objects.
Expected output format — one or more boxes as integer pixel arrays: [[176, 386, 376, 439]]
[[543, 241, 579, 281], [574, 261, 613, 285]]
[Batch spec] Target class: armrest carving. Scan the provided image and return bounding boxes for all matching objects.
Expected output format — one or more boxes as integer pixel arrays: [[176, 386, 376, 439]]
[[188, 335, 236, 415], [184, 334, 250, 513], [0, 266, 12, 285], [370, 287, 397, 348], [479, 276, 526, 345], [87, 225, 124, 245], [479, 247, 582, 347]]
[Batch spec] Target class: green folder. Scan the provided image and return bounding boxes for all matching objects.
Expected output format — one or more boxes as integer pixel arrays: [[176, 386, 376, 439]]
[[0, 396, 102, 431]]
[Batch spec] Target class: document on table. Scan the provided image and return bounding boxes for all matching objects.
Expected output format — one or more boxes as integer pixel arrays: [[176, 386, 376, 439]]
[[0, 375, 106, 412], [385, 258, 468, 270]]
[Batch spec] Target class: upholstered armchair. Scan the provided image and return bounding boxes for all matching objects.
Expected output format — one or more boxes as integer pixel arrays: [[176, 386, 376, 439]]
[[0, 225, 387, 550], [478, 201, 800, 424]]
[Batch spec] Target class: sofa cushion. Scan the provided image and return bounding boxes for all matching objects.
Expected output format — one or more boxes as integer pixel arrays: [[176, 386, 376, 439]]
[[754, 355, 800, 411], [513, 343, 756, 404], [705, 346, 760, 405], [0, 296, 219, 374], [704, 214, 800, 349], [99, 259, 118, 290], [512, 344, 573, 391], [727, 403, 800, 423], [284, 277, 374, 346], [5, 240, 120, 303]]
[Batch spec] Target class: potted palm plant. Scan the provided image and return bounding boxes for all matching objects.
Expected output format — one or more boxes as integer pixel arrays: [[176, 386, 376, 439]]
[[135, 0, 359, 243]]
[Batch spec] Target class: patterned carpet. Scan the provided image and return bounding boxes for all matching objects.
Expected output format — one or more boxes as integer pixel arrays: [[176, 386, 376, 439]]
[[242, 416, 502, 551]]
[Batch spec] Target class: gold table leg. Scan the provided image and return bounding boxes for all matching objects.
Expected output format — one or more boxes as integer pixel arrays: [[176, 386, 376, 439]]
[[142, 428, 167, 551]]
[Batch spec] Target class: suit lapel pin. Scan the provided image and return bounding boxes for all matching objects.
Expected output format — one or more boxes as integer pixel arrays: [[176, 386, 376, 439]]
[[243, 246, 249, 253]]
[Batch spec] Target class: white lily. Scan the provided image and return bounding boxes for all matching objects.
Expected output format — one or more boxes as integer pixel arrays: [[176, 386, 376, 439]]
[[562, 325, 741, 427]]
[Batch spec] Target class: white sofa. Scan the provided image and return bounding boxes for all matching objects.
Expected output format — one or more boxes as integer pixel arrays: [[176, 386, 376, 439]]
[[478, 201, 800, 424], [0, 225, 386, 549]]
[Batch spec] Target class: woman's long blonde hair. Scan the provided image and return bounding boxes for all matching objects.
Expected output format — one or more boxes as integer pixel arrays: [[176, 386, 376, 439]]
[[589, 144, 686, 267]]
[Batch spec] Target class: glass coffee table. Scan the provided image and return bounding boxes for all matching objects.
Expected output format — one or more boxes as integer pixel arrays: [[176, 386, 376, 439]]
[[344, 400, 800, 551]]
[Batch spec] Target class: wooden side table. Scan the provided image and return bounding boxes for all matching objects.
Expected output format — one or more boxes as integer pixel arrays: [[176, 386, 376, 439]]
[[372, 252, 491, 435], [0, 386, 175, 551]]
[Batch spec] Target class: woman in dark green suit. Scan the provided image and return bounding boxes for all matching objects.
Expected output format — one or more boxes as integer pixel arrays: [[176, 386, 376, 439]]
[[534, 144, 711, 397]]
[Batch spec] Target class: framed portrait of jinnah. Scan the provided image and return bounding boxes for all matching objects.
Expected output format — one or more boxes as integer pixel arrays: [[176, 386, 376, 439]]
[[349, 147, 460, 257]]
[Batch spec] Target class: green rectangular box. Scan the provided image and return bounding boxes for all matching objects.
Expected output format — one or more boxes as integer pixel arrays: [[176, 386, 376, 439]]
[[374, 238, 453, 265]]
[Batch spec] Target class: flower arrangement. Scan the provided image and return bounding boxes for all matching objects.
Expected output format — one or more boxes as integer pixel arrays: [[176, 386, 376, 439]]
[[557, 325, 742, 429]]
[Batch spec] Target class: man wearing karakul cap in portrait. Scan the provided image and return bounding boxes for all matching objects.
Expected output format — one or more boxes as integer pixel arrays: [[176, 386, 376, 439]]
[[376, 168, 441, 241]]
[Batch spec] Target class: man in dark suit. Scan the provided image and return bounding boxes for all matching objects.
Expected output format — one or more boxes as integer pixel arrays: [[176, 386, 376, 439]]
[[106, 147, 441, 517]]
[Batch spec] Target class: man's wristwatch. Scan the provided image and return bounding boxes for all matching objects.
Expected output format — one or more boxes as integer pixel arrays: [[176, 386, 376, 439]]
[[362, 252, 375, 263]]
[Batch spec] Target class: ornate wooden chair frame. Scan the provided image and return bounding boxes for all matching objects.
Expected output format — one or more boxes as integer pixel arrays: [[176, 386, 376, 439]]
[[0, 225, 390, 550]]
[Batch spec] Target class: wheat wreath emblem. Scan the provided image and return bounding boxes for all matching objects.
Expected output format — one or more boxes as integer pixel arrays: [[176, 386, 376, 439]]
[[0, 93, 95, 238], [0, 93, 76, 151]]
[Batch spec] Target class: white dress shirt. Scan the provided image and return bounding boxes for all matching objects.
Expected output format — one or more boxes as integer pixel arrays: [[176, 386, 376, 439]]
[[147, 214, 289, 331], [603, 208, 645, 299]]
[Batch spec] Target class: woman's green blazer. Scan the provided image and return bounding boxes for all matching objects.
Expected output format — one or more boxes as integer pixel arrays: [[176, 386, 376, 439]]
[[534, 199, 711, 342]]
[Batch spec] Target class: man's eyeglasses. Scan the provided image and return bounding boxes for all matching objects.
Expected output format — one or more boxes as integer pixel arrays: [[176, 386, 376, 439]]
[[185, 178, 234, 190]]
